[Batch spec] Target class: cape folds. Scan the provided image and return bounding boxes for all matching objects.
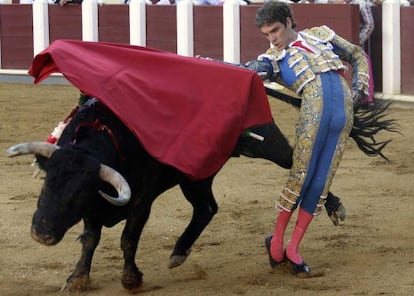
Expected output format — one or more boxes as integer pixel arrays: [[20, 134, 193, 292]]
[[29, 40, 272, 179]]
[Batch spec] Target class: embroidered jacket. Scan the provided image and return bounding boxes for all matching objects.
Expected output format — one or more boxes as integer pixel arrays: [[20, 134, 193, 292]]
[[258, 25, 369, 95]]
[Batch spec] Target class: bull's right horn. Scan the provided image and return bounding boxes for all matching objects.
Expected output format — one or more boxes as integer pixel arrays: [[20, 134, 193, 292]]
[[98, 164, 131, 206], [6, 142, 59, 158]]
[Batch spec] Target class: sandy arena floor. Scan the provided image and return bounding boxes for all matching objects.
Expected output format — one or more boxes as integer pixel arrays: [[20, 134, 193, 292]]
[[0, 83, 413, 295]]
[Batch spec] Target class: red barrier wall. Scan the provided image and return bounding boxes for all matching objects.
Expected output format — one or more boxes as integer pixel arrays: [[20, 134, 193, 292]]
[[401, 7, 414, 94], [194, 6, 223, 60], [0, 3, 360, 70], [2, 3, 413, 95], [49, 5, 82, 43], [0, 5, 33, 69], [293, 3, 360, 43], [99, 5, 129, 43], [240, 5, 268, 62], [146, 5, 177, 53]]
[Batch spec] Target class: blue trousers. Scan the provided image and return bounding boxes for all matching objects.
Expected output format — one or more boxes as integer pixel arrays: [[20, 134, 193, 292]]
[[278, 71, 353, 215]]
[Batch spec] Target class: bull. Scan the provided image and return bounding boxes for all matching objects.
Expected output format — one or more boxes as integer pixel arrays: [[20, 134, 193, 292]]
[[6, 95, 396, 293]]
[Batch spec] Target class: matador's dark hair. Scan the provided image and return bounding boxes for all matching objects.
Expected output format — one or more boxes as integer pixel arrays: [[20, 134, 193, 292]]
[[255, 1, 297, 29]]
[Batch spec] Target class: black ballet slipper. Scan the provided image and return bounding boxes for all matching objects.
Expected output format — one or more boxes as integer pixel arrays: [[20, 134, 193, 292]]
[[264, 235, 285, 269], [285, 252, 311, 277]]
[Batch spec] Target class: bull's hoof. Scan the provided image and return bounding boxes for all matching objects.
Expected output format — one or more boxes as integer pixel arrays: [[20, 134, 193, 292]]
[[169, 249, 191, 268], [168, 255, 187, 269], [62, 275, 90, 293], [337, 204, 346, 221], [122, 268, 143, 291], [329, 203, 346, 226]]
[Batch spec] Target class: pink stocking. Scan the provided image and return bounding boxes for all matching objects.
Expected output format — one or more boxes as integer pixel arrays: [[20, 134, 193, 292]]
[[270, 209, 292, 262], [365, 52, 374, 104], [286, 208, 313, 264]]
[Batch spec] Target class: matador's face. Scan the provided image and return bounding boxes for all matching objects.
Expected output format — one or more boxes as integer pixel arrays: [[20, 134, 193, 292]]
[[259, 17, 297, 50]]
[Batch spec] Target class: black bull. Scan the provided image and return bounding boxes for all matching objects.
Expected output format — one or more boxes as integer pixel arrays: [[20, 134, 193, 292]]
[[6, 96, 396, 292]]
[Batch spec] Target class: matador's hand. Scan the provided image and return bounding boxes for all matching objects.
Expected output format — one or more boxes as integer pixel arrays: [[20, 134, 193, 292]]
[[352, 89, 367, 109], [244, 60, 274, 80]]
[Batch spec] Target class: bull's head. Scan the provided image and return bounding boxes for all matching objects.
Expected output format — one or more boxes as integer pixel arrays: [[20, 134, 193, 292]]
[[6, 142, 131, 245]]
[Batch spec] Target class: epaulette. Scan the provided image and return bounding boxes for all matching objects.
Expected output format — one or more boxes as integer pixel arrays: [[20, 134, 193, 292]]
[[260, 47, 287, 62], [300, 25, 336, 43]]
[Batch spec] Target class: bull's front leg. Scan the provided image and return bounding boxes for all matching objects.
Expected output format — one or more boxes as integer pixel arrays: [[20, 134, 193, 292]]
[[325, 192, 346, 226], [62, 219, 102, 293], [169, 178, 218, 268], [120, 202, 152, 291]]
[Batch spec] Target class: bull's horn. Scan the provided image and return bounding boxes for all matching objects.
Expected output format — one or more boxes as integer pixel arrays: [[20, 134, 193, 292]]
[[98, 164, 131, 206], [6, 142, 59, 158]]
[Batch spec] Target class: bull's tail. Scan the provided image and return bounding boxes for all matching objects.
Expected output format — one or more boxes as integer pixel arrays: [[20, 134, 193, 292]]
[[264, 87, 401, 161], [350, 100, 400, 162]]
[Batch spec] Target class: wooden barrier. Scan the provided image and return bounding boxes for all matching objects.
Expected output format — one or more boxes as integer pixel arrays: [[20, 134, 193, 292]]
[[0, 3, 359, 66], [400, 7, 414, 94], [0, 2, 413, 96], [0, 5, 33, 69]]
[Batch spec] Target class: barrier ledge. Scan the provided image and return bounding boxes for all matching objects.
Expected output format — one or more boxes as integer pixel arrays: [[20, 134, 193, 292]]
[[374, 92, 414, 107], [1, 70, 413, 107], [0, 69, 70, 85]]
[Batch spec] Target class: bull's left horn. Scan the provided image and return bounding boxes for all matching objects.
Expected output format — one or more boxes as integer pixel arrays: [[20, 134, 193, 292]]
[[6, 142, 59, 158], [98, 164, 131, 206]]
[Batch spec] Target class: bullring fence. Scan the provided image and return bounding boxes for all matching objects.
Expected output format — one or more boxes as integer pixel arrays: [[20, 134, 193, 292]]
[[0, 0, 413, 100]]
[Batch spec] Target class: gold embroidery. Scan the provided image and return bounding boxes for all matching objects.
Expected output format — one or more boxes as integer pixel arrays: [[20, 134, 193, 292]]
[[262, 26, 368, 95], [263, 26, 360, 214]]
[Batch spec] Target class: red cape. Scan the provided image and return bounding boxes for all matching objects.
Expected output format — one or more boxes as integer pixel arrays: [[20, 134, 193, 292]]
[[29, 40, 272, 179]]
